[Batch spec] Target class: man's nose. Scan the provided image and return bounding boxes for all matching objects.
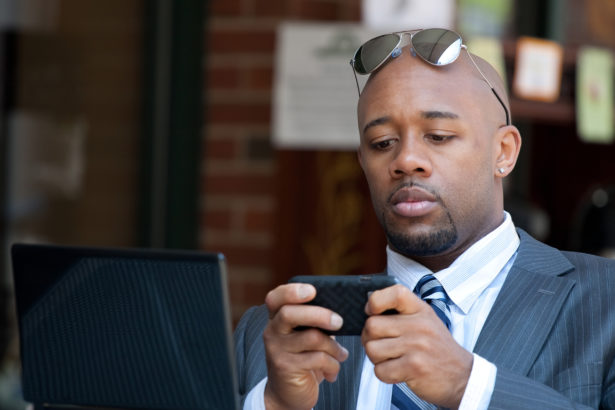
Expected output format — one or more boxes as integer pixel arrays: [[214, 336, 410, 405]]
[[388, 138, 432, 179]]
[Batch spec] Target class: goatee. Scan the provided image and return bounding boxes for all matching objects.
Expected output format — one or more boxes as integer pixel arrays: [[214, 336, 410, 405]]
[[383, 210, 458, 257]]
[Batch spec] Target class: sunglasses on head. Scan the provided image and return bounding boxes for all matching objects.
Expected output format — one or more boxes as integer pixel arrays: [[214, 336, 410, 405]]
[[350, 28, 511, 126]]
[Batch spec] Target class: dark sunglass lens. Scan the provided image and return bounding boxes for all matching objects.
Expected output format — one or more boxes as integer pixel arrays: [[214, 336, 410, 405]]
[[412, 28, 462, 65], [354, 34, 400, 74]]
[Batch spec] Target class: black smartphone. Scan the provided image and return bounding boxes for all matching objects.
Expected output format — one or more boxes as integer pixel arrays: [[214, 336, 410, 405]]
[[288, 275, 399, 335]]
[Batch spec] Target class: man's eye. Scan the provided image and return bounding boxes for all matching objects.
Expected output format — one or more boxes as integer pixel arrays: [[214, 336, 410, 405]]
[[371, 139, 395, 150], [427, 134, 454, 142]]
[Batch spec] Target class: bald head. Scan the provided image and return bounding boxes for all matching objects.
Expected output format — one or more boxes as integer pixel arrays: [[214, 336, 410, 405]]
[[359, 47, 511, 128], [470, 52, 511, 122]]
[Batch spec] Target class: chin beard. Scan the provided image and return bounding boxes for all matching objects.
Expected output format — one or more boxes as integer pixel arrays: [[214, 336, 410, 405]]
[[383, 212, 458, 258]]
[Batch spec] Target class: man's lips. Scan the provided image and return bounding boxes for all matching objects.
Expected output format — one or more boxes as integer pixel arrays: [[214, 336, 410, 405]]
[[389, 187, 438, 218]]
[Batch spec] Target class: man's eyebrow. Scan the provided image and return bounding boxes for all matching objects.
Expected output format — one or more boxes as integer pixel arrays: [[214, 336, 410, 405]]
[[421, 110, 459, 120], [362, 111, 458, 134], [363, 116, 391, 134]]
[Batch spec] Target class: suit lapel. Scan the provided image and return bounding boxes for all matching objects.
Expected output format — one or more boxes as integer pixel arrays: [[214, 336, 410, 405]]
[[474, 230, 576, 375], [315, 335, 364, 410]]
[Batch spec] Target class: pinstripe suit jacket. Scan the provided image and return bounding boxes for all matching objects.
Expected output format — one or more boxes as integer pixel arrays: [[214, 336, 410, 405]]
[[234, 230, 615, 409]]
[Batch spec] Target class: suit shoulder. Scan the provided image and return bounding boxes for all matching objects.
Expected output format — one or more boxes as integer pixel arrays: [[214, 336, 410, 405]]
[[517, 229, 615, 278], [558, 250, 615, 300], [560, 250, 615, 275]]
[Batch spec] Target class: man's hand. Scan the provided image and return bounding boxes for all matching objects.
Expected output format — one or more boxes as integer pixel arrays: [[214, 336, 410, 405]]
[[362, 284, 473, 409], [263, 283, 349, 410]]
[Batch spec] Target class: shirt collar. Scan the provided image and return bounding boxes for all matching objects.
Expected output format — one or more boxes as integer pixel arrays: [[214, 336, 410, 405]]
[[386, 212, 520, 314]]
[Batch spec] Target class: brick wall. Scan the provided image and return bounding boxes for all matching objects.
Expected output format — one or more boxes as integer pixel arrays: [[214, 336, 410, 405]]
[[202, 0, 361, 322]]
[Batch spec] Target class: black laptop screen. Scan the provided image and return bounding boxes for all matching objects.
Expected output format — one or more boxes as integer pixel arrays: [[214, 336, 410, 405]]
[[11, 244, 238, 410]]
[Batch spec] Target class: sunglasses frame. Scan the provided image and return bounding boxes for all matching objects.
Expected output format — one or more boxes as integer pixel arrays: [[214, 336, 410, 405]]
[[350, 29, 511, 126]]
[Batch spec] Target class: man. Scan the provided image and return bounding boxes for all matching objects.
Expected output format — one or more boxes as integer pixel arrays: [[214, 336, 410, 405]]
[[234, 29, 615, 409]]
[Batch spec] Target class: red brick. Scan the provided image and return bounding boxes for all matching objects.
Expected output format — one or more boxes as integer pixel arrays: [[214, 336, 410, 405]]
[[251, 0, 290, 17], [243, 208, 274, 231], [240, 282, 271, 304], [207, 66, 241, 89], [296, 0, 340, 20], [208, 27, 276, 54], [228, 275, 273, 305], [207, 102, 271, 125], [204, 173, 275, 196], [245, 66, 273, 90], [204, 137, 237, 159], [344, 1, 361, 21], [206, 244, 272, 267], [210, 0, 242, 16], [202, 209, 233, 230]]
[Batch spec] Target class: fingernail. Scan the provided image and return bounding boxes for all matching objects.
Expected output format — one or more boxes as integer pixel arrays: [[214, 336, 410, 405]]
[[331, 313, 343, 329], [297, 284, 313, 299], [339, 345, 349, 360]]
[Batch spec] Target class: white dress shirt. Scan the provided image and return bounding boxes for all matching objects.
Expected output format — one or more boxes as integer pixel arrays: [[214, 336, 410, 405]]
[[245, 212, 520, 410]]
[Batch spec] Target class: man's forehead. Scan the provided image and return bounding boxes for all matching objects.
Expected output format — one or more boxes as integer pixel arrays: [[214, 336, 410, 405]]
[[357, 50, 509, 124], [358, 54, 468, 117]]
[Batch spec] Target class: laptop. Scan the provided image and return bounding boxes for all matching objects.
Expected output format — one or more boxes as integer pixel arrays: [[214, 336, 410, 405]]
[[11, 243, 240, 410]]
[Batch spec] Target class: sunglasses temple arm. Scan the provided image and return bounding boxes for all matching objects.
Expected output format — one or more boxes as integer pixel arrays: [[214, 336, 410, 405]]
[[464, 47, 511, 126], [350, 61, 361, 95], [491, 88, 510, 126]]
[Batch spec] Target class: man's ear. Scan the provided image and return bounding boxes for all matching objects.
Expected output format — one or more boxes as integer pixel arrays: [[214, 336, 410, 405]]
[[494, 125, 522, 177]]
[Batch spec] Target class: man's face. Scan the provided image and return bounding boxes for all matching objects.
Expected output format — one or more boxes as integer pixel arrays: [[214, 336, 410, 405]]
[[357, 52, 507, 268]]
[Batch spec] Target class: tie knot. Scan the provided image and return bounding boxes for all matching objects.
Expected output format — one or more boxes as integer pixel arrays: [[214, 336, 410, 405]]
[[414, 274, 448, 300], [414, 274, 452, 330]]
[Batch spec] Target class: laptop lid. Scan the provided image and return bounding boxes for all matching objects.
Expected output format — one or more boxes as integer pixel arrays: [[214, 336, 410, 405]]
[[11, 243, 239, 410]]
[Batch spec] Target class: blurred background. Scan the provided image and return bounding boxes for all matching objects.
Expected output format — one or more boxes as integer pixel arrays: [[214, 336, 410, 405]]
[[1, 0, 615, 407]]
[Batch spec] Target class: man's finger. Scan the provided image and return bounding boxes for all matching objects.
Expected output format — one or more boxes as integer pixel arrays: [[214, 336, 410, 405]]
[[366, 284, 424, 315], [265, 283, 316, 316], [269, 304, 344, 335], [264, 329, 349, 384], [299, 350, 344, 383], [362, 314, 403, 341], [372, 356, 408, 385], [275, 328, 349, 361], [362, 332, 405, 365]]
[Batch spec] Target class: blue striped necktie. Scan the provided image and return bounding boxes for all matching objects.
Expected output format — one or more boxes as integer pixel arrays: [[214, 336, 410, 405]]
[[391, 274, 452, 410]]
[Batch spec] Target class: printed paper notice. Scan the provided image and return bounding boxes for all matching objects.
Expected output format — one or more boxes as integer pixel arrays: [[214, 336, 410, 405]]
[[362, 0, 455, 32], [272, 22, 376, 150]]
